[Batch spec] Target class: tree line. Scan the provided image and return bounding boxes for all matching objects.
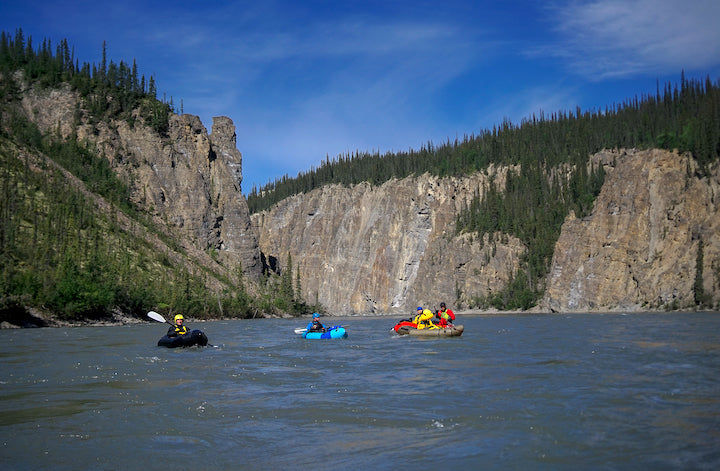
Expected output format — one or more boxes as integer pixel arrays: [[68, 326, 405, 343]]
[[248, 73, 719, 213], [0, 28, 171, 134]]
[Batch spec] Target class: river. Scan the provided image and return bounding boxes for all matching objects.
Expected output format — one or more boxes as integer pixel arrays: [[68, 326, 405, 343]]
[[1, 312, 719, 470]]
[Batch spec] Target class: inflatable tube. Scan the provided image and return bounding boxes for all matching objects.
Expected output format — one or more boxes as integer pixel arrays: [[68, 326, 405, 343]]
[[157, 329, 209, 348], [405, 324, 463, 337], [303, 326, 348, 339], [392, 320, 417, 334], [393, 322, 464, 337]]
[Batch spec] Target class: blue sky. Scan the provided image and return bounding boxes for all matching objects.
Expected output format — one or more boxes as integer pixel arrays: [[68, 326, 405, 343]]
[[2, 0, 719, 193]]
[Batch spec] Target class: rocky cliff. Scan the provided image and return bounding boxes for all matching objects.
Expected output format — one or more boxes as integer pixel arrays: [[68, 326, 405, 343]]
[[543, 148, 720, 312], [254, 149, 720, 314], [19, 84, 262, 283], [253, 167, 526, 314]]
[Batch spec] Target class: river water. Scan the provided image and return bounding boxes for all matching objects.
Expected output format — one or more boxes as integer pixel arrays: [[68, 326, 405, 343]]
[[1, 312, 719, 470]]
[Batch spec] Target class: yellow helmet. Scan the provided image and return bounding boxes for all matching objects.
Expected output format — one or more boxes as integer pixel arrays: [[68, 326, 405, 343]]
[[174, 314, 184, 322]]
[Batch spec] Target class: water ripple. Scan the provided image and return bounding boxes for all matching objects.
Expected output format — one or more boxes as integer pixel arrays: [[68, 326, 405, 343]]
[[0, 313, 718, 470]]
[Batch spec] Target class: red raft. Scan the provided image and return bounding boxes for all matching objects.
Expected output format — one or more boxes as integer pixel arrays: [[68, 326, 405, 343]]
[[392, 319, 464, 337]]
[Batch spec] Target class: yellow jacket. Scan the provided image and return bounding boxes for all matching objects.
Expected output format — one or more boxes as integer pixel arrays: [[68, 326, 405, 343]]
[[413, 309, 438, 329]]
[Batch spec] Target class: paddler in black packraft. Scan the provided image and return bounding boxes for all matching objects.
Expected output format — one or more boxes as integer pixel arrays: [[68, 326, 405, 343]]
[[167, 314, 189, 337]]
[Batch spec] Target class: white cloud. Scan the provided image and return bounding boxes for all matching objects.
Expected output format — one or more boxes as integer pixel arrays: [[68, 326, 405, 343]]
[[543, 0, 720, 78]]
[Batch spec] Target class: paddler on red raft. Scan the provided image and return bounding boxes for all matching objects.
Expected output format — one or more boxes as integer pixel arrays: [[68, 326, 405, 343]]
[[413, 306, 437, 329], [392, 304, 463, 336], [392, 306, 437, 333], [435, 302, 456, 327]]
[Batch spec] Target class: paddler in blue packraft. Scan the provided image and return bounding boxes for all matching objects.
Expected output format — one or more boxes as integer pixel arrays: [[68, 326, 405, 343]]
[[307, 312, 326, 333], [167, 314, 189, 337]]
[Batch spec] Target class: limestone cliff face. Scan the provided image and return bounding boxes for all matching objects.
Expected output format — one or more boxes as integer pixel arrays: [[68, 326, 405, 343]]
[[19, 85, 261, 279], [120, 114, 260, 274], [543, 149, 720, 311], [255, 148, 719, 314], [252, 168, 526, 314]]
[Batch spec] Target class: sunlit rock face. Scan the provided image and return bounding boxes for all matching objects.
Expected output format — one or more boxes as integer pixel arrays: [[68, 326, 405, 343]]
[[543, 149, 720, 312], [253, 168, 525, 315], [21, 85, 262, 279]]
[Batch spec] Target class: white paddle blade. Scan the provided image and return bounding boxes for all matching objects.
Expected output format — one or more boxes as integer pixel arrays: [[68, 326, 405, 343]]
[[294, 328, 307, 334], [147, 311, 167, 323]]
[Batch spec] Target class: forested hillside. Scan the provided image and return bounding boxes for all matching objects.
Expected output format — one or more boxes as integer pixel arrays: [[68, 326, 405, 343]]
[[0, 30, 318, 324]]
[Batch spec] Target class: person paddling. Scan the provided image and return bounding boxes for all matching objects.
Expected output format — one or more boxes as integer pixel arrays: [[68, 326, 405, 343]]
[[167, 314, 189, 337], [307, 312, 326, 333], [413, 306, 437, 329], [436, 302, 456, 327]]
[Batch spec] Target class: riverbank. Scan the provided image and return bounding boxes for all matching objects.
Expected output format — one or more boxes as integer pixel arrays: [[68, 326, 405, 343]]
[[3, 304, 706, 329], [0, 306, 148, 329], [0, 305, 294, 329]]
